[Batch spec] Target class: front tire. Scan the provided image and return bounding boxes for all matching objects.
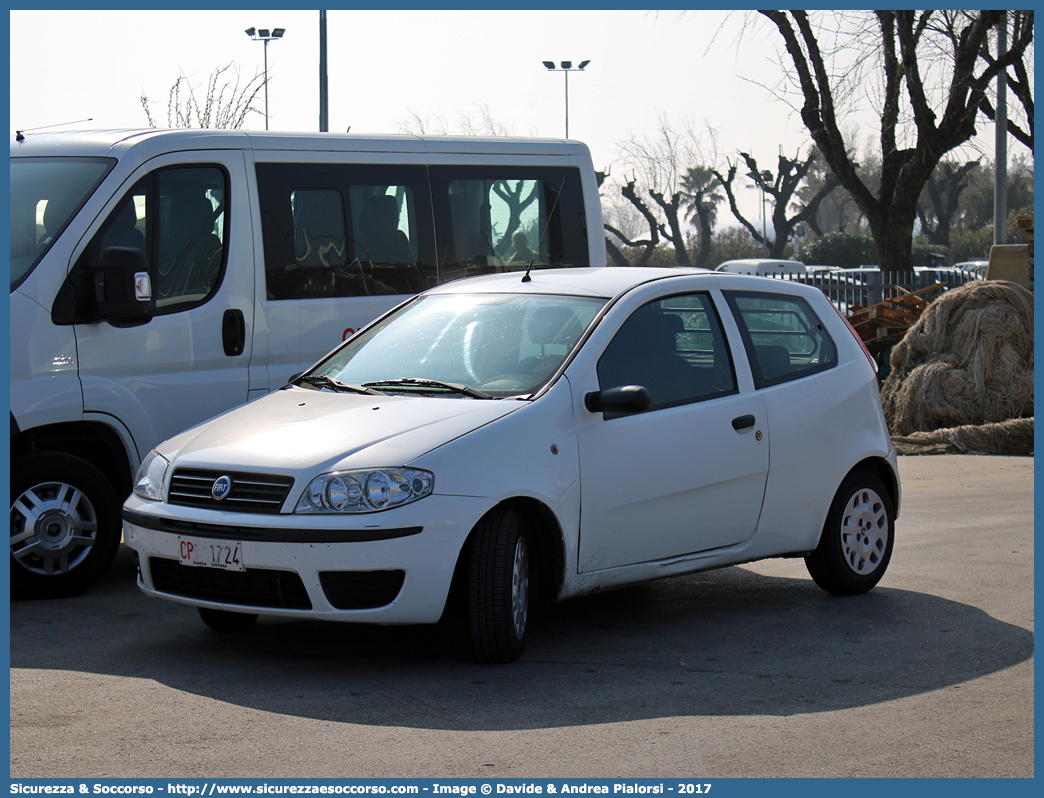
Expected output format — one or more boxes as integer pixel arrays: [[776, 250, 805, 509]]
[[467, 507, 531, 663], [806, 469, 895, 595], [10, 452, 123, 598]]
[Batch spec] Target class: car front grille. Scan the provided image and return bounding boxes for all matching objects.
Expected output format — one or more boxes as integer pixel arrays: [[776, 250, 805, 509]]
[[168, 469, 294, 514], [148, 557, 312, 610], [319, 570, 405, 609]]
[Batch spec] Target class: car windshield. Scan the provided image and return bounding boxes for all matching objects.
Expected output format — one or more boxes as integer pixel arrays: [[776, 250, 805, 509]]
[[309, 292, 607, 398], [10, 156, 115, 290]]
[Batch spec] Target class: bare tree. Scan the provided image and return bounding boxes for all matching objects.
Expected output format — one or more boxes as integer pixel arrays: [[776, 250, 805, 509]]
[[795, 142, 872, 234], [713, 149, 839, 259], [397, 104, 515, 137], [969, 10, 1035, 151], [758, 10, 1033, 270], [612, 115, 722, 267], [917, 160, 980, 248], [141, 62, 266, 129]]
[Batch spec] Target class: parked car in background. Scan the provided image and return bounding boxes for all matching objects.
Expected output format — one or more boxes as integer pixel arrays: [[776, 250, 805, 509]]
[[953, 260, 989, 278], [123, 266, 900, 662]]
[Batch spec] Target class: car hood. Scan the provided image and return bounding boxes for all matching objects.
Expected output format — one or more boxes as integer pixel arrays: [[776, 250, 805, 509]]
[[157, 386, 525, 474]]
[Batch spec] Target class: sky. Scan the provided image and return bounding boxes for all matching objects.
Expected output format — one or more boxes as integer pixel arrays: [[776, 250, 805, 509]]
[[8, 8, 1006, 226]]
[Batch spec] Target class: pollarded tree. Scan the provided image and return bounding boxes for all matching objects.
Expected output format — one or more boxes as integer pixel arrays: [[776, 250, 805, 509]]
[[758, 10, 1033, 271], [614, 115, 723, 268], [712, 149, 839, 260]]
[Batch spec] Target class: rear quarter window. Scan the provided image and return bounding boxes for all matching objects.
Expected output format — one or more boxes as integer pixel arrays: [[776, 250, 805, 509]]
[[724, 290, 838, 389]]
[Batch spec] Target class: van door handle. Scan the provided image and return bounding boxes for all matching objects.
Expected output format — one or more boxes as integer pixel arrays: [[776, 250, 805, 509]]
[[222, 309, 246, 356], [732, 414, 756, 431]]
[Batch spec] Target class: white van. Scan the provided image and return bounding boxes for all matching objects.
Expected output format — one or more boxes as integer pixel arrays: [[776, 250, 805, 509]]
[[715, 258, 807, 275], [10, 129, 606, 598]]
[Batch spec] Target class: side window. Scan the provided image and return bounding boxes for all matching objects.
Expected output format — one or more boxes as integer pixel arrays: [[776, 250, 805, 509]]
[[725, 291, 838, 388], [429, 165, 589, 284], [292, 188, 347, 268], [597, 293, 736, 411], [81, 165, 228, 314], [256, 162, 435, 300]]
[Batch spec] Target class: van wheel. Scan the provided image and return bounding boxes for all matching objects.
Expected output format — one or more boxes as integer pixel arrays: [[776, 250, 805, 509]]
[[805, 469, 894, 595], [9, 452, 123, 599], [198, 607, 258, 632], [467, 507, 531, 663]]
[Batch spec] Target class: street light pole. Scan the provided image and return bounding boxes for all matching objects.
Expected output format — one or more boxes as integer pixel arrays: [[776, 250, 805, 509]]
[[541, 60, 590, 138], [319, 12, 328, 132], [245, 26, 286, 130], [747, 170, 772, 257]]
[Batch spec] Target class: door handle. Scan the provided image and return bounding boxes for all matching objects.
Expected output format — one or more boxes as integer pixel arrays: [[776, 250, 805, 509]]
[[732, 414, 756, 431], [222, 309, 246, 356]]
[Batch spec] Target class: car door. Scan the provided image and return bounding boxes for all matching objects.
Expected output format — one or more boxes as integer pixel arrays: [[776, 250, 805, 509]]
[[572, 288, 769, 573]]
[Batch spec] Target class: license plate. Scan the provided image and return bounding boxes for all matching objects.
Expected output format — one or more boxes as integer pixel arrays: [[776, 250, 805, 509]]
[[177, 536, 246, 572]]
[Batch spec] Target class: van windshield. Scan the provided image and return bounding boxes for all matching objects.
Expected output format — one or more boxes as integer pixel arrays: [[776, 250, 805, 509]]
[[309, 292, 607, 398], [10, 156, 115, 290]]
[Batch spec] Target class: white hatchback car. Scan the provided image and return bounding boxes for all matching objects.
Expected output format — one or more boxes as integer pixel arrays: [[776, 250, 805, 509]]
[[124, 267, 900, 662]]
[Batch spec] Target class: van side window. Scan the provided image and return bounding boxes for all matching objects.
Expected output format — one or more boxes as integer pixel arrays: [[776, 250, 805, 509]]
[[292, 188, 348, 267], [428, 165, 589, 284], [256, 162, 435, 299], [724, 291, 838, 388], [74, 165, 228, 316], [597, 293, 736, 411]]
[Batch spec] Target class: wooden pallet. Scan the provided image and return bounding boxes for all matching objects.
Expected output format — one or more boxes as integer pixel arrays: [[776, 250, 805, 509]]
[[846, 284, 944, 351]]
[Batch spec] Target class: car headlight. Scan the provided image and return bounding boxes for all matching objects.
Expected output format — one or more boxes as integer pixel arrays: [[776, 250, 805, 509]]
[[295, 468, 434, 514], [133, 449, 170, 501]]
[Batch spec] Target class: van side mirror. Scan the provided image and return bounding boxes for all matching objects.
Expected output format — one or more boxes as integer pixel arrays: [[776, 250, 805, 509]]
[[92, 246, 155, 324], [584, 385, 652, 416], [52, 246, 156, 327]]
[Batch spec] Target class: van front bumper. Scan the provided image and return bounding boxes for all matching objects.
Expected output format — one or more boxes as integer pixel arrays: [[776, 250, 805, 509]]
[[122, 494, 491, 624]]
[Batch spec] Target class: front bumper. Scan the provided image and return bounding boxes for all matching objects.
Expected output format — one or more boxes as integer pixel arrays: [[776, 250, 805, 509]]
[[122, 493, 491, 624]]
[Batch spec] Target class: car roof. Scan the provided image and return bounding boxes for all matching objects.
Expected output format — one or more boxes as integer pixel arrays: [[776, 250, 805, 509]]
[[426, 267, 710, 299], [424, 266, 827, 304]]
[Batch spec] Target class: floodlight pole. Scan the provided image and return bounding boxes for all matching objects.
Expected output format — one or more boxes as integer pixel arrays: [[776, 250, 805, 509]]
[[245, 26, 286, 130], [542, 60, 590, 138]]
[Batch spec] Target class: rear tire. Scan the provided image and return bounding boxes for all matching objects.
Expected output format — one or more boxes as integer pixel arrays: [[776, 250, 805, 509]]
[[467, 507, 531, 663], [806, 469, 894, 595], [198, 607, 258, 632], [10, 452, 123, 598]]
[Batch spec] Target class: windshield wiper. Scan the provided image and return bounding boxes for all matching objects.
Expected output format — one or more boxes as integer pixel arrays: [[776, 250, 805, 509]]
[[298, 375, 386, 395], [362, 378, 493, 399]]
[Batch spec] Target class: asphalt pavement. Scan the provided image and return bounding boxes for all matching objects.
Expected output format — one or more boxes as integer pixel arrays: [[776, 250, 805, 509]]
[[8, 454, 1034, 778]]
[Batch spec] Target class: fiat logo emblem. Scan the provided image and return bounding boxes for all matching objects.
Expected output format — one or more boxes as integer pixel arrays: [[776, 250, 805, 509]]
[[211, 475, 233, 501]]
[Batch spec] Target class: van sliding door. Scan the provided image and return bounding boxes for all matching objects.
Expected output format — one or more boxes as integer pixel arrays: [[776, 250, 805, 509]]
[[254, 161, 436, 390]]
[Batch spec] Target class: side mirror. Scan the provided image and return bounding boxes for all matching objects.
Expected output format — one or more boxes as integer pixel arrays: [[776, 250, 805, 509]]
[[52, 245, 156, 327], [584, 385, 652, 416], [91, 246, 156, 325]]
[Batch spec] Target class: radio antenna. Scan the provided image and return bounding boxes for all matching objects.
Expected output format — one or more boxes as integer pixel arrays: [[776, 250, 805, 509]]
[[15, 117, 93, 141]]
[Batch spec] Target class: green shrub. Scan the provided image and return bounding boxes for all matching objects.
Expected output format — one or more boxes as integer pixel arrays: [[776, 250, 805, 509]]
[[800, 231, 877, 268]]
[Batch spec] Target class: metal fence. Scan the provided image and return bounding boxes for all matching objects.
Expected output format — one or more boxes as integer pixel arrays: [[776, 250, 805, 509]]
[[762, 268, 978, 313]]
